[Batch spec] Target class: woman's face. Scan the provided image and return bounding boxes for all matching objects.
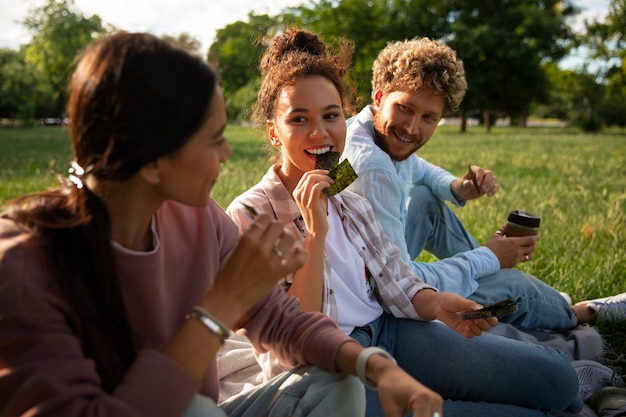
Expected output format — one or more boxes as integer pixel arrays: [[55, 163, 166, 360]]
[[156, 87, 231, 206], [269, 75, 346, 183]]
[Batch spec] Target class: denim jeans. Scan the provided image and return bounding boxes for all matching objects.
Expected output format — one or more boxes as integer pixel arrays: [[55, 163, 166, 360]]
[[350, 313, 583, 417], [405, 185, 480, 260], [405, 185, 577, 330], [183, 366, 364, 417]]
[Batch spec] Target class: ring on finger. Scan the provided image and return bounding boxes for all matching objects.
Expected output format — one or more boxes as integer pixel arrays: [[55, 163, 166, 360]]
[[251, 222, 264, 230], [272, 246, 283, 258], [524, 254, 529, 261]]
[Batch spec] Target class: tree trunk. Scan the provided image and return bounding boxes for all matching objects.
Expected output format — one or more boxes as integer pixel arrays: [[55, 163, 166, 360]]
[[484, 110, 491, 133]]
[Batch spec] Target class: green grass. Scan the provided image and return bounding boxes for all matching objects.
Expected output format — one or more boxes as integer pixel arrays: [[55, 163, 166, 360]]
[[1, 124, 625, 373]]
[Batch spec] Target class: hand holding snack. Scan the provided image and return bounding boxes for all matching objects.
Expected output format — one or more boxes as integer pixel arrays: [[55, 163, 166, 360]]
[[314, 151, 358, 197], [457, 298, 520, 320], [454, 164, 499, 200]]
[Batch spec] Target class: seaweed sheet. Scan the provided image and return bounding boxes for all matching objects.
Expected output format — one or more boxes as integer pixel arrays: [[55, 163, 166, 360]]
[[315, 151, 358, 197]]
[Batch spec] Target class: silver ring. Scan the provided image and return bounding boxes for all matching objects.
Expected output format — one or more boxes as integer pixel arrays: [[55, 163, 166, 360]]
[[272, 246, 283, 258], [524, 254, 529, 261], [250, 222, 264, 230], [433, 412, 441, 417]]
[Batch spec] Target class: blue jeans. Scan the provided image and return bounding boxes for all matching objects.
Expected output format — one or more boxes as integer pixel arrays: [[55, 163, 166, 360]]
[[183, 366, 364, 417], [405, 185, 480, 260], [405, 185, 577, 330], [350, 313, 583, 417]]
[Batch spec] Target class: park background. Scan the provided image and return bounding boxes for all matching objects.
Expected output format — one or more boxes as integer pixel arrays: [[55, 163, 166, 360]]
[[0, 0, 625, 378]]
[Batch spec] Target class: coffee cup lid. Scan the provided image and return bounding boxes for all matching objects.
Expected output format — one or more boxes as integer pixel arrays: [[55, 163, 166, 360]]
[[507, 210, 541, 228]]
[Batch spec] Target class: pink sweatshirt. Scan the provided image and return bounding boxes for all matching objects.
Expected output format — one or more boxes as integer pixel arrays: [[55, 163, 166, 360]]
[[0, 199, 352, 417]]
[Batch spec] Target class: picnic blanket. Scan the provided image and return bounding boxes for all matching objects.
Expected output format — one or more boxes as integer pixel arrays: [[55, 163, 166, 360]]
[[217, 323, 608, 414]]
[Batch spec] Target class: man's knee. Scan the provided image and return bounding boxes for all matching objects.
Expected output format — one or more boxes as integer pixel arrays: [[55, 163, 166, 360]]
[[407, 185, 441, 215]]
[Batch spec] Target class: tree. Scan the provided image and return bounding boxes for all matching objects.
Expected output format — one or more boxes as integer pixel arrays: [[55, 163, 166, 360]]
[[23, 0, 105, 116], [445, 0, 579, 131], [210, 0, 580, 128], [584, 0, 626, 127], [208, 13, 279, 121], [288, 0, 449, 104], [161, 33, 202, 54]]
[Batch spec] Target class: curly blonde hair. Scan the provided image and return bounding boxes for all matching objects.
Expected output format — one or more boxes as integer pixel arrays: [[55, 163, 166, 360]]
[[371, 37, 467, 114]]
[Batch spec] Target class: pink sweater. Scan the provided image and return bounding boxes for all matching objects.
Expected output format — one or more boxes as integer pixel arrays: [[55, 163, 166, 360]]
[[0, 199, 351, 417]]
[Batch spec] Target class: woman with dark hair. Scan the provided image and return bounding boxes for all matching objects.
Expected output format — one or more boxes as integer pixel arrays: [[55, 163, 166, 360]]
[[0, 32, 439, 417]]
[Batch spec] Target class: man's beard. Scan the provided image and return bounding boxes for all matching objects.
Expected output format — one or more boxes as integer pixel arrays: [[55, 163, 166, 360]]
[[372, 114, 415, 162]]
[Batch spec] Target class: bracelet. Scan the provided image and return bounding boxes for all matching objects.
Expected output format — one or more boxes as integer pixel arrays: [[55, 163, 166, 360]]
[[185, 305, 230, 345], [356, 346, 397, 390]]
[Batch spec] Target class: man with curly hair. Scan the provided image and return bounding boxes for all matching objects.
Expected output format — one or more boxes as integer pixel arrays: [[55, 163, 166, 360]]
[[341, 37, 580, 331]]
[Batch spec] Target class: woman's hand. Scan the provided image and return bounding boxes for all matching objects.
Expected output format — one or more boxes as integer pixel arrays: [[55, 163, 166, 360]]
[[206, 213, 307, 325], [165, 213, 306, 381], [412, 290, 497, 338], [336, 342, 442, 417], [375, 361, 443, 417], [287, 169, 333, 311], [434, 292, 498, 338], [292, 169, 333, 239]]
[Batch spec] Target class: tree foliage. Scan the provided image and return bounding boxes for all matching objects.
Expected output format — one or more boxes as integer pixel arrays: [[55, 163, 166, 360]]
[[161, 33, 202, 54], [288, 0, 449, 103], [0, 48, 50, 123], [277, 0, 579, 130], [207, 13, 280, 121], [22, 0, 105, 116], [584, 0, 626, 126], [443, 0, 578, 129]]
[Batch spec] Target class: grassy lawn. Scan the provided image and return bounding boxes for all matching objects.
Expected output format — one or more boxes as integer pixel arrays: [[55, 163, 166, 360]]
[[1, 124, 625, 374]]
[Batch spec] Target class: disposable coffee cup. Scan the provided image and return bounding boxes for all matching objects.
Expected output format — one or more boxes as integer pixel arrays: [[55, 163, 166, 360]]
[[503, 210, 540, 237]]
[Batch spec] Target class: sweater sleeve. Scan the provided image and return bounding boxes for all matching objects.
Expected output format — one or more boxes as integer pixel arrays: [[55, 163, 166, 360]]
[[239, 286, 354, 373]]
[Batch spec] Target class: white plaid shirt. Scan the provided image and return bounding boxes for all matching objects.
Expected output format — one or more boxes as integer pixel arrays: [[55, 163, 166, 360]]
[[226, 165, 436, 322]]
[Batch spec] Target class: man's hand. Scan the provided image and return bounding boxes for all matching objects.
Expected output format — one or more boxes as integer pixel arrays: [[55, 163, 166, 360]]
[[484, 228, 540, 268], [451, 165, 499, 200]]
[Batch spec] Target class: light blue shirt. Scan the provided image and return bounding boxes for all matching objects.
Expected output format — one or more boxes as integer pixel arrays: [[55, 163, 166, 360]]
[[341, 106, 500, 297]]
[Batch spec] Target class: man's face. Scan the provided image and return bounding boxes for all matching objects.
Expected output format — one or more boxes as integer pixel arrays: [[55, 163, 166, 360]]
[[371, 88, 445, 161]]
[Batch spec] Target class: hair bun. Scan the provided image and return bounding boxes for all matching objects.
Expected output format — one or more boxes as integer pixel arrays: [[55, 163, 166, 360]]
[[262, 28, 327, 71]]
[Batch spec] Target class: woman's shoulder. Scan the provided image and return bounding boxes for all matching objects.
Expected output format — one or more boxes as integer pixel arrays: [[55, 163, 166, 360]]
[[0, 216, 37, 261], [225, 169, 278, 217], [0, 214, 28, 234], [0, 216, 60, 310]]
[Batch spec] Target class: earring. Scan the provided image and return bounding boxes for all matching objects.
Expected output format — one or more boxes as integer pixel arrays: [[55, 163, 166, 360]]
[[270, 135, 281, 146]]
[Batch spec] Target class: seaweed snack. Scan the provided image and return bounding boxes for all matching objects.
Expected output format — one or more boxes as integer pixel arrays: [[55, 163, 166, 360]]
[[457, 298, 520, 320], [315, 151, 340, 171], [315, 151, 358, 198], [467, 165, 481, 194]]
